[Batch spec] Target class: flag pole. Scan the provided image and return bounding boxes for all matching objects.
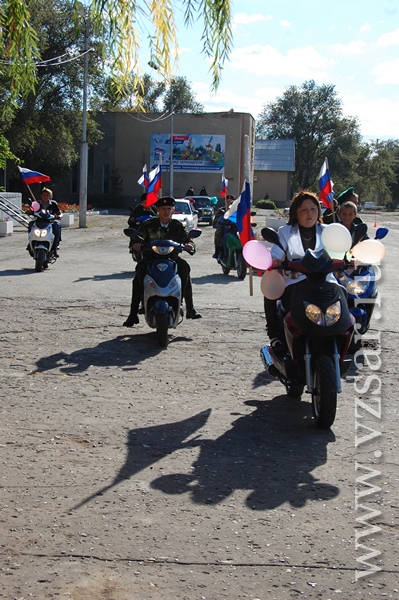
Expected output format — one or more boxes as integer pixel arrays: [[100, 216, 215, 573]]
[[244, 134, 253, 296], [26, 184, 38, 202]]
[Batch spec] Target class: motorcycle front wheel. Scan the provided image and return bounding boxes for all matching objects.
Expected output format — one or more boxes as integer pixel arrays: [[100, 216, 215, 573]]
[[35, 248, 46, 272], [222, 265, 230, 275], [237, 252, 247, 280], [156, 313, 169, 348], [311, 355, 337, 429]]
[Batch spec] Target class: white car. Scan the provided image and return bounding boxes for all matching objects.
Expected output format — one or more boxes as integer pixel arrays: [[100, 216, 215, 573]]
[[172, 199, 199, 230]]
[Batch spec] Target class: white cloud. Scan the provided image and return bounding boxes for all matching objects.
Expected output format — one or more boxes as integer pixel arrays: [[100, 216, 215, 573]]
[[377, 28, 399, 46], [360, 24, 371, 33], [233, 12, 272, 25], [342, 94, 399, 139], [372, 58, 399, 84], [280, 20, 291, 28], [229, 44, 335, 78], [329, 40, 367, 56]]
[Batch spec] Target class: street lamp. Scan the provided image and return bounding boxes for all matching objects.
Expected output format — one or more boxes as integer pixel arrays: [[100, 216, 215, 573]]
[[78, 2, 89, 228]]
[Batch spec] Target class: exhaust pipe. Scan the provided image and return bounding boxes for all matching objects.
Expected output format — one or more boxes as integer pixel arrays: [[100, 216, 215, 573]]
[[260, 345, 279, 378]]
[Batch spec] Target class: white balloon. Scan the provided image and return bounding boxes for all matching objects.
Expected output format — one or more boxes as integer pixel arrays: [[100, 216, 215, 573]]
[[321, 223, 352, 253], [351, 239, 386, 264], [260, 270, 285, 300]]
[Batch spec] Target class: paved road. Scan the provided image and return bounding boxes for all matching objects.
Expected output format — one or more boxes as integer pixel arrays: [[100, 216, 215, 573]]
[[0, 211, 398, 599]]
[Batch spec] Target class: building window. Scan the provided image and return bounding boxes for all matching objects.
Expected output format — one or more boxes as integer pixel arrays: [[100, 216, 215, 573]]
[[102, 164, 110, 193]]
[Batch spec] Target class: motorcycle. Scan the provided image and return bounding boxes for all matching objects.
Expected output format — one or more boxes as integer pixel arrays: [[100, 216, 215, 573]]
[[259, 226, 355, 429], [333, 225, 389, 352], [27, 203, 58, 272], [215, 217, 247, 280], [123, 228, 202, 348]]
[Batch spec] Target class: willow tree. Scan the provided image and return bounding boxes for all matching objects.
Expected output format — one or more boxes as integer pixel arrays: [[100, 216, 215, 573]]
[[0, 0, 233, 106]]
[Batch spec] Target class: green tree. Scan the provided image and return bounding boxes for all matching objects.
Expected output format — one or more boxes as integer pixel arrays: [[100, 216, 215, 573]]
[[255, 80, 362, 191], [355, 140, 398, 205], [1, 0, 104, 182], [0, 0, 232, 106], [97, 74, 203, 114]]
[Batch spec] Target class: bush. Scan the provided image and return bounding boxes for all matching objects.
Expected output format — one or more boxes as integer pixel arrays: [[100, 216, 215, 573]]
[[255, 199, 277, 210]]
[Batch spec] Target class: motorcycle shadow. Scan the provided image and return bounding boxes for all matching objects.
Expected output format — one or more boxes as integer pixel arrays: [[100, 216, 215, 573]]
[[71, 397, 338, 512], [192, 273, 246, 285]]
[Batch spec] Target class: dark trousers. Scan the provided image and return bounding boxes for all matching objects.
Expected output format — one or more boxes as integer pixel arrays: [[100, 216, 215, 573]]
[[264, 284, 294, 340], [130, 256, 193, 314]]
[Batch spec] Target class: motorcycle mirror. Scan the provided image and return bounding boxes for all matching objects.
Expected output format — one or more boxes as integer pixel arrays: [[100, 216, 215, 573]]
[[351, 222, 368, 247], [261, 227, 284, 250], [375, 227, 389, 240], [187, 229, 202, 239]]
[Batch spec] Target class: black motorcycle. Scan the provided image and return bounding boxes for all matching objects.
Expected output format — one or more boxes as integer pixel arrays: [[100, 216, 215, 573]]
[[260, 227, 355, 429]]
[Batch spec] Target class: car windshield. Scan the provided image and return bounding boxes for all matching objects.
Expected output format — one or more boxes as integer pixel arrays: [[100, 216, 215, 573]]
[[174, 202, 191, 214], [193, 198, 211, 208]]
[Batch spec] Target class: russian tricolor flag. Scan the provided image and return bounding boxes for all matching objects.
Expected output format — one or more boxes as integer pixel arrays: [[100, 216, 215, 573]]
[[18, 166, 50, 186], [144, 165, 162, 207], [318, 158, 333, 209], [137, 164, 150, 188], [220, 175, 228, 197], [224, 180, 255, 246]]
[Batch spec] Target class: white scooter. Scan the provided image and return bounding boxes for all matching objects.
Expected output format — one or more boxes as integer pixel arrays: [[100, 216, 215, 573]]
[[124, 228, 201, 347], [27, 202, 58, 272]]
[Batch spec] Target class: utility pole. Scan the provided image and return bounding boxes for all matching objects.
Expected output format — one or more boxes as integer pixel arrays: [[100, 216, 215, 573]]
[[78, 3, 89, 228]]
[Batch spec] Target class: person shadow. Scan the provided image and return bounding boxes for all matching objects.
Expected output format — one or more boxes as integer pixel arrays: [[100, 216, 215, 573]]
[[71, 395, 338, 512]]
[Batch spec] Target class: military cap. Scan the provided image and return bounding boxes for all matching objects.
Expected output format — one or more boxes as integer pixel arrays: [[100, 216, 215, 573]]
[[337, 187, 355, 205], [226, 194, 235, 200], [155, 196, 175, 207]]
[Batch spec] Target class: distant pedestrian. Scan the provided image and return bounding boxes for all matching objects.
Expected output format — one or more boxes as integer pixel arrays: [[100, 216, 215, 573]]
[[186, 186, 195, 196], [199, 186, 208, 196]]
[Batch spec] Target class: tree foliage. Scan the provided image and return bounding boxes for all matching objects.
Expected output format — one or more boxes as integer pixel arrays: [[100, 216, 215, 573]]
[[0, 0, 233, 107], [1, 0, 104, 182], [97, 74, 203, 114], [255, 80, 362, 191]]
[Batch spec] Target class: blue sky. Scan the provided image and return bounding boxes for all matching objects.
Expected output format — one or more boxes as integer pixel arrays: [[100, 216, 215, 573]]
[[166, 0, 399, 142]]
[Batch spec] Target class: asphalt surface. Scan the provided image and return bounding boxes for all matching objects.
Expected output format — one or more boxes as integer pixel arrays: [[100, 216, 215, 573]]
[[0, 210, 398, 599]]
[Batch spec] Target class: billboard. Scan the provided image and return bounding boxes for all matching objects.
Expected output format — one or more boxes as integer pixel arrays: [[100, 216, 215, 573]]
[[150, 133, 225, 172]]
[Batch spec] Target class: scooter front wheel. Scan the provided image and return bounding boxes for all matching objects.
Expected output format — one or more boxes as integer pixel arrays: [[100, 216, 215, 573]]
[[237, 252, 247, 280], [311, 355, 337, 429], [35, 248, 45, 272], [156, 313, 169, 348]]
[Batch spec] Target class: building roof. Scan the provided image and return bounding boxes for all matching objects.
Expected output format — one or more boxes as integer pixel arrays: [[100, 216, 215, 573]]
[[254, 139, 295, 172]]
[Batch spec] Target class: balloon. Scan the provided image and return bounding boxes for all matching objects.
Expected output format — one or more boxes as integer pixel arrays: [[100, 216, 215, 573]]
[[31, 201, 41, 212], [261, 270, 285, 300], [321, 223, 352, 253], [242, 240, 272, 270], [351, 239, 386, 264]]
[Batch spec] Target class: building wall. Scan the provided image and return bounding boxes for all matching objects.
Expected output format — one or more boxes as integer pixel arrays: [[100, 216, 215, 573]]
[[92, 111, 255, 207], [253, 171, 292, 207]]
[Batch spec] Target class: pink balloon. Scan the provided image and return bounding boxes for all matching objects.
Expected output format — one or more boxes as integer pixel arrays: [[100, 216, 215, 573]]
[[31, 201, 41, 212], [260, 270, 285, 300], [242, 240, 272, 270], [351, 239, 386, 264]]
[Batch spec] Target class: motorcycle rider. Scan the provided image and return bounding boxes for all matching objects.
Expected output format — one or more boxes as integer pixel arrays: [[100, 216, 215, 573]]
[[27, 187, 62, 256], [264, 190, 326, 352], [212, 194, 235, 258], [127, 193, 156, 228], [123, 196, 202, 326]]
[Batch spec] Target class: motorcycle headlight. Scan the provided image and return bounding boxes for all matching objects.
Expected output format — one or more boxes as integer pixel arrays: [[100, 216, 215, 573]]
[[304, 301, 342, 326], [152, 245, 174, 255], [304, 303, 323, 325], [325, 301, 341, 326], [347, 276, 370, 297], [34, 228, 48, 237]]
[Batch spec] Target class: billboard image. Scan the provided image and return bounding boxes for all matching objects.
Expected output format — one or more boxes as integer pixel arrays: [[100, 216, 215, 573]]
[[150, 133, 225, 172]]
